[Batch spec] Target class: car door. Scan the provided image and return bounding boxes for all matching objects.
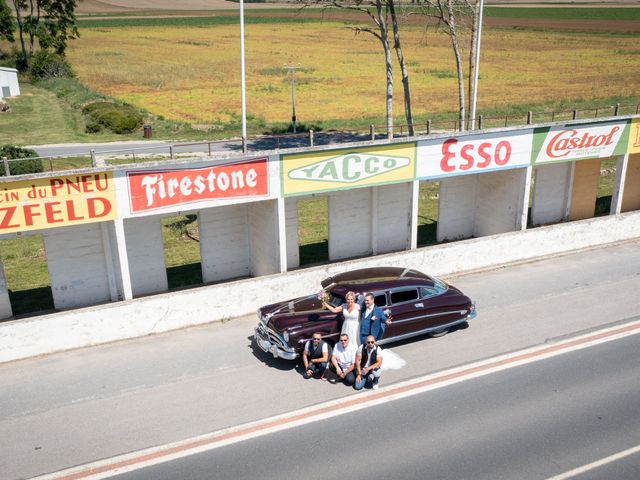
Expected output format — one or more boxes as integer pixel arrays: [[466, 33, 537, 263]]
[[382, 287, 422, 339]]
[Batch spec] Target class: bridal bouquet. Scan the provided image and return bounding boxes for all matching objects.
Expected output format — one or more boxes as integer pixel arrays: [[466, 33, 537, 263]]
[[317, 290, 330, 308]]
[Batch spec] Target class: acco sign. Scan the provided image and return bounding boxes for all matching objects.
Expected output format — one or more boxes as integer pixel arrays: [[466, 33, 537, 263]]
[[533, 121, 628, 164], [282, 144, 415, 196], [417, 130, 533, 180]]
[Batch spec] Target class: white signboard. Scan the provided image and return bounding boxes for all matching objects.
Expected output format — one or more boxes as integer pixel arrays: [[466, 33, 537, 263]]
[[417, 129, 534, 180], [533, 121, 628, 165]]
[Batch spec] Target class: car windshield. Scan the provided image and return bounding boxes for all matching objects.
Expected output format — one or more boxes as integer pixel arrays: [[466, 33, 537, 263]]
[[326, 292, 345, 307]]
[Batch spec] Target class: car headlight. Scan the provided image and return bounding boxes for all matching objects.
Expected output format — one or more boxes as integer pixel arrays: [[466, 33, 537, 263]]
[[283, 331, 289, 343]]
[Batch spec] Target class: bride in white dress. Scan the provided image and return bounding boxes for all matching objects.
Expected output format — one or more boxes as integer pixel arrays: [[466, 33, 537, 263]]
[[324, 291, 362, 347]]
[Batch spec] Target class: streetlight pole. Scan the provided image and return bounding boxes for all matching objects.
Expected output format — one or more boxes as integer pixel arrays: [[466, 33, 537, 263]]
[[240, 0, 248, 152], [469, 0, 484, 130], [284, 64, 301, 134]]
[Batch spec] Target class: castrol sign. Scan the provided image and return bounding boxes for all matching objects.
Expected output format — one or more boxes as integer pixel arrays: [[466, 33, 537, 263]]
[[417, 129, 533, 180], [533, 121, 628, 164]]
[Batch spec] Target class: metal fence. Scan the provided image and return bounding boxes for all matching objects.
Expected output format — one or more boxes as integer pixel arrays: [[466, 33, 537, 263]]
[[1, 102, 638, 176]]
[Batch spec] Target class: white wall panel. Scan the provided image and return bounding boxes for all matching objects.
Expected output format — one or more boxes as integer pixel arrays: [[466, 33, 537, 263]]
[[437, 175, 477, 242], [285, 198, 299, 269], [124, 216, 167, 297], [248, 200, 280, 277], [0, 258, 11, 319], [328, 188, 372, 261], [199, 204, 250, 282], [475, 169, 525, 237], [531, 163, 572, 226], [44, 223, 111, 309], [375, 182, 412, 254]]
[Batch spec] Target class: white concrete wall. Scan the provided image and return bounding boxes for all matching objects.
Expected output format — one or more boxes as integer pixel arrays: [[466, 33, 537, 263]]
[[328, 188, 372, 260], [43, 223, 112, 309], [0, 258, 12, 320], [124, 216, 167, 297], [199, 204, 250, 282], [437, 175, 477, 242], [531, 163, 572, 226], [248, 200, 281, 277], [285, 198, 300, 269], [2, 210, 639, 364], [474, 169, 526, 237], [375, 182, 412, 254], [0, 67, 20, 97]]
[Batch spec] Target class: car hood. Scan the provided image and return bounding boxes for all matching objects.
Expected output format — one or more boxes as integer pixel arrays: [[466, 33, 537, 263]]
[[259, 294, 333, 331]]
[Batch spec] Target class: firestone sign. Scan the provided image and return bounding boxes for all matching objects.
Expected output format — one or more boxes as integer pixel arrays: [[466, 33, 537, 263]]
[[532, 120, 629, 165], [282, 144, 415, 196]]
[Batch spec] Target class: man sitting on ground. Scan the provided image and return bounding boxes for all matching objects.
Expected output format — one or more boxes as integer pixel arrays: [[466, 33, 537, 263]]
[[354, 335, 383, 390], [329, 334, 357, 386], [302, 332, 329, 380]]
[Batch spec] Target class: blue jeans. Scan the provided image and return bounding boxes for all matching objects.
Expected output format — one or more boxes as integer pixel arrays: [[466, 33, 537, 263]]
[[303, 362, 327, 379], [354, 368, 381, 390]]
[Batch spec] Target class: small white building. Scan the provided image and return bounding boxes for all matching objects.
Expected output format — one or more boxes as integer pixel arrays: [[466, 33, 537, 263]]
[[0, 67, 20, 99]]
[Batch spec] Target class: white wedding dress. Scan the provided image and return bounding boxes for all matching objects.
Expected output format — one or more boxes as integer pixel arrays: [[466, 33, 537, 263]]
[[341, 303, 361, 347]]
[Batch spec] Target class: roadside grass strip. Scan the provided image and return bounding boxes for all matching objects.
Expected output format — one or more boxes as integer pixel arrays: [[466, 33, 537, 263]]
[[31, 318, 640, 480]]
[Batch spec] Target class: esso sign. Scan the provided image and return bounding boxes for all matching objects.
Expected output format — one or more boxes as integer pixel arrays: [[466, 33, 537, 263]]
[[440, 139, 511, 173], [417, 131, 533, 180]]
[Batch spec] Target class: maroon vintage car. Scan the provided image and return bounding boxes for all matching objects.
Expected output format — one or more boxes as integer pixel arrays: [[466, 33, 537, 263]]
[[254, 267, 476, 360]]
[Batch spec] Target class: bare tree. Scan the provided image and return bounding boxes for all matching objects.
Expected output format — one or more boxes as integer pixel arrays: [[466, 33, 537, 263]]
[[388, 0, 414, 135], [467, 0, 480, 128]]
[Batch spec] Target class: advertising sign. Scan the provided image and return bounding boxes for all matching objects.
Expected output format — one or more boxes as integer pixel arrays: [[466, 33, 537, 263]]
[[0, 172, 117, 234], [628, 118, 640, 155], [417, 129, 534, 180], [281, 143, 416, 196], [532, 120, 629, 165], [126, 158, 269, 214]]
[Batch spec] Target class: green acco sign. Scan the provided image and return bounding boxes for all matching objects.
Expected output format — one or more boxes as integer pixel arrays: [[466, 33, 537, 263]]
[[282, 143, 416, 196]]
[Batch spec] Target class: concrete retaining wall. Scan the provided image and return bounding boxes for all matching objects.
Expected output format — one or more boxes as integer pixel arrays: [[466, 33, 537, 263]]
[[531, 163, 572, 226], [328, 188, 372, 260], [125, 216, 167, 296], [1, 210, 639, 364]]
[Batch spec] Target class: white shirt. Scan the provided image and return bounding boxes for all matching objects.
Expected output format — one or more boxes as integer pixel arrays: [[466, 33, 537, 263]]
[[364, 305, 374, 318], [304, 340, 328, 356], [333, 342, 357, 370], [357, 344, 383, 368]]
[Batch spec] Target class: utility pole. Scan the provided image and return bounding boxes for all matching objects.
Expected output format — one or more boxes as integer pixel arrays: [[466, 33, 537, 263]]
[[284, 64, 302, 133], [469, 0, 484, 130], [239, 0, 248, 152]]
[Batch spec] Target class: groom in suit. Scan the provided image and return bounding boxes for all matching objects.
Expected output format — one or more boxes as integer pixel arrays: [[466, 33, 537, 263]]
[[360, 293, 391, 344]]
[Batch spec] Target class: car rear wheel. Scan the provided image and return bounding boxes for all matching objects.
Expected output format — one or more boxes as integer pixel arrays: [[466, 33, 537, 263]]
[[428, 327, 449, 338]]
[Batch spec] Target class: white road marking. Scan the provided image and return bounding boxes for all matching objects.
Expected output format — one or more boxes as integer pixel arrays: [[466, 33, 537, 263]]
[[545, 444, 640, 480], [30, 319, 640, 480]]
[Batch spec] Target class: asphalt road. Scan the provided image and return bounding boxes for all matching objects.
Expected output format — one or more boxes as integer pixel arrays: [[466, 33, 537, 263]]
[[0, 240, 639, 479], [112, 331, 640, 480]]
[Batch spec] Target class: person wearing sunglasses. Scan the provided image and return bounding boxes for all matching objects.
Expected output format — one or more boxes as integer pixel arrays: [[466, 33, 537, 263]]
[[329, 334, 357, 386], [354, 335, 384, 390], [302, 332, 329, 380]]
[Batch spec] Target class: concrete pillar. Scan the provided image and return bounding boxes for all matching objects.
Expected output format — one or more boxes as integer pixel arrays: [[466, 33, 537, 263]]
[[569, 158, 601, 221], [113, 219, 133, 300], [0, 258, 12, 320], [474, 169, 528, 237], [199, 204, 250, 282], [248, 200, 281, 277], [328, 188, 372, 261], [124, 216, 167, 297], [621, 153, 640, 213], [277, 197, 287, 273], [410, 180, 419, 249], [285, 197, 300, 270], [44, 224, 113, 310], [375, 182, 413, 254], [611, 154, 629, 215], [437, 175, 477, 242], [531, 162, 573, 226]]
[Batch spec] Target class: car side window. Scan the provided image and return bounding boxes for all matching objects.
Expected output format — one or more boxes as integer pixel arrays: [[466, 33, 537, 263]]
[[420, 286, 439, 298], [374, 294, 387, 307], [390, 288, 419, 304]]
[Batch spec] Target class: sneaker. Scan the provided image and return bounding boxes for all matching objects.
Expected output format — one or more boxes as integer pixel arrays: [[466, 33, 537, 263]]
[[320, 374, 327, 381], [372, 383, 379, 390]]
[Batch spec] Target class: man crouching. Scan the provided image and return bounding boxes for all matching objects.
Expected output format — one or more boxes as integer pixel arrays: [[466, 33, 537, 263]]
[[302, 332, 329, 380], [354, 335, 383, 390]]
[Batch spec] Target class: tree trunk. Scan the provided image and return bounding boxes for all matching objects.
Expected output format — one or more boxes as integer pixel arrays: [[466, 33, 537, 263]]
[[12, 1, 28, 66], [375, 0, 394, 139], [467, 0, 479, 128], [447, 0, 465, 131], [388, 0, 414, 136]]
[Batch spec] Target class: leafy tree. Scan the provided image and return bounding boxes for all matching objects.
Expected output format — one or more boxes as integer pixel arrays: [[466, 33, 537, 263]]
[[10, 0, 79, 69], [0, 0, 15, 42]]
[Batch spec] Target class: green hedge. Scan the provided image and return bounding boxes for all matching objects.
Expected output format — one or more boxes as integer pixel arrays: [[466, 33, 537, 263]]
[[0, 145, 43, 176], [29, 51, 75, 79], [82, 101, 143, 134]]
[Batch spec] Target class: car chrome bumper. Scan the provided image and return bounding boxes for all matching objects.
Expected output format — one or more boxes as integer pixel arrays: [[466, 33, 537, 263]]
[[254, 324, 298, 360]]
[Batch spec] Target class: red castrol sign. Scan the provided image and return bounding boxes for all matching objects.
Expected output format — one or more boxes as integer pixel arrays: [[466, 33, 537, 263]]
[[533, 121, 628, 164], [416, 129, 533, 179]]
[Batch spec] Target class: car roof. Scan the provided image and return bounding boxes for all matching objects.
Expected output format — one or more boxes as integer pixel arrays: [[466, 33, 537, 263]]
[[321, 267, 432, 289]]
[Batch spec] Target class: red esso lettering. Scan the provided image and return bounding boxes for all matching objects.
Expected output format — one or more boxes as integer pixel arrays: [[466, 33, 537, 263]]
[[439, 139, 512, 172]]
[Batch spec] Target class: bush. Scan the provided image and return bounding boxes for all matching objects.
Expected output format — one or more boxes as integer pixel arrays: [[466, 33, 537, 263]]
[[82, 101, 143, 134], [29, 50, 74, 79], [0, 145, 43, 176]]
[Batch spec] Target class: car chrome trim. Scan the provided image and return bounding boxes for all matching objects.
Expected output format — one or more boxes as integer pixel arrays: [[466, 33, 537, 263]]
[[389, 309, 468, 326], [254, 324, 298, 360], [378, 313, 475, 346]]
